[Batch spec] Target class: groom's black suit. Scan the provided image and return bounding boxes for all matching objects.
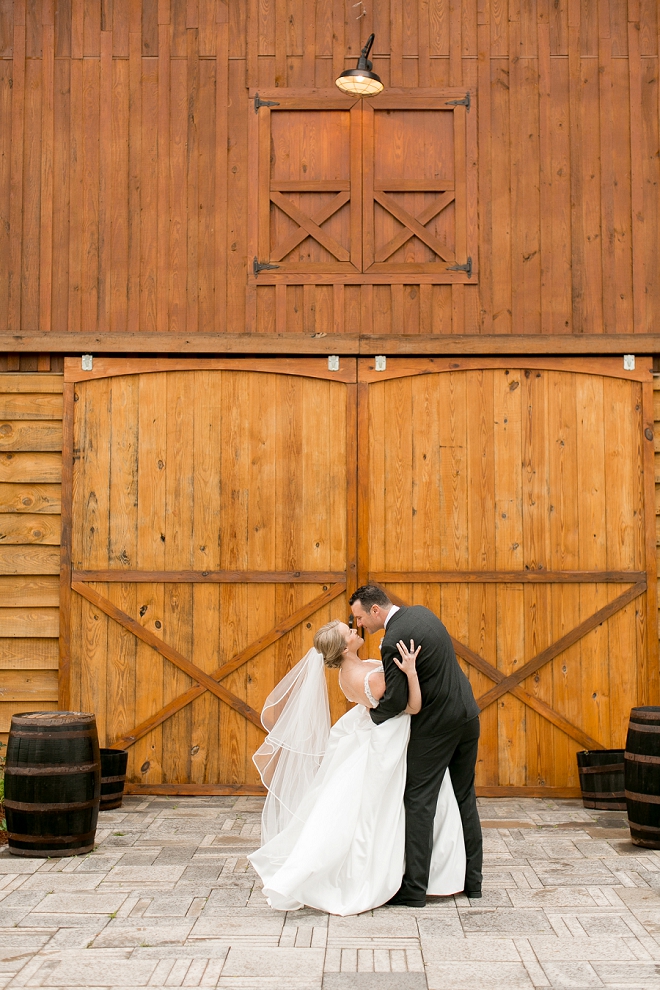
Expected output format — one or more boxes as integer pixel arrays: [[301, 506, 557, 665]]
[[370, 605, 482, 899]]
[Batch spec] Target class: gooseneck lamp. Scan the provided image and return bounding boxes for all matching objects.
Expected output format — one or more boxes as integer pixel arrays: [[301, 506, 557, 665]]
[[335, 33, 384, 98]]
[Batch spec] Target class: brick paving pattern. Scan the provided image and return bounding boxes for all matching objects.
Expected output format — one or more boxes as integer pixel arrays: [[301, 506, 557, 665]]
[[0, 796, 657, 988]]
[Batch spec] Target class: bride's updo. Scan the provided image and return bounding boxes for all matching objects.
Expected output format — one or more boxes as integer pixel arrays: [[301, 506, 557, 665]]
[[313, 620, 347, 668]]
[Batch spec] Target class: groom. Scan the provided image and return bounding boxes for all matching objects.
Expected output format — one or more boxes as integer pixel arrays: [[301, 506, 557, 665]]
[[350, 585, 482, 905]]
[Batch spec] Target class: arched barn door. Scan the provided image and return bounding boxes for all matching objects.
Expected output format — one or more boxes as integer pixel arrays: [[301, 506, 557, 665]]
[[358, 357, 658, 796], [60, 356, 658, 796], [60, 358, 357, 794]]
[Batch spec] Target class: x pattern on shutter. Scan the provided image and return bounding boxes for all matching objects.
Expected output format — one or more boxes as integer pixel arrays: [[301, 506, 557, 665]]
[[251, 94, 363, 275], [249, 89, 476, 284]]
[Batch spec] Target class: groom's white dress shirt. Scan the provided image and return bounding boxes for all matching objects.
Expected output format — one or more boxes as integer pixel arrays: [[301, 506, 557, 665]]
[[383, 605, 400, 629]]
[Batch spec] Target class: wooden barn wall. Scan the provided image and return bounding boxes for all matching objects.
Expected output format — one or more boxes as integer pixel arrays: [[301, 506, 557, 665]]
[[0, 370, 63, 748], [0, 0, 658, 346]]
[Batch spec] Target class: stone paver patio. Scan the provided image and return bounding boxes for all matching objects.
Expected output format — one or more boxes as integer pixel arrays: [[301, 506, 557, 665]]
[[0, 796, 658, 988]]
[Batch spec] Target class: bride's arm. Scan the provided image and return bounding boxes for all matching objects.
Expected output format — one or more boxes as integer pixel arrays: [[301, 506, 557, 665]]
[[393, 640, 422, 714]]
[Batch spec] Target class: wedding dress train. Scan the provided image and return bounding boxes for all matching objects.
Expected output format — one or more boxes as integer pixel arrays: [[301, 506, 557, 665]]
[[248, 649, 466, 917]]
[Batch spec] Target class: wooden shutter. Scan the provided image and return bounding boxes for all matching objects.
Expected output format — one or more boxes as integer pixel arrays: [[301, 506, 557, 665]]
[[249, 92, 362, 277], [362, 91, 477, 282]]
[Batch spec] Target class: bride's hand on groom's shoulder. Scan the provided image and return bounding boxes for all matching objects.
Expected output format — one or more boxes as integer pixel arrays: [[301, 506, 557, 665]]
[[393, 639, 421, 676]]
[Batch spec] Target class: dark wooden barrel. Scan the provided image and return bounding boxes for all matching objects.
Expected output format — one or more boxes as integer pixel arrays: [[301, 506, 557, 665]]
[[625, 706, 660, 848], [5, 711, 100, 857], [99, 749, 128, 811], [576, 749, 625, 810]]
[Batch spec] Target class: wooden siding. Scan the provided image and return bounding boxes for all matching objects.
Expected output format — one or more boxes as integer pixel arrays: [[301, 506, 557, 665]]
[[0, 1, 658, 346], [0, 371, 62, 747]]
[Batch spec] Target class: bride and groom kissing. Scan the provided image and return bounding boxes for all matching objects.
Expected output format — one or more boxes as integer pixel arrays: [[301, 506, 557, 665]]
[[249, 584, 483, 917]]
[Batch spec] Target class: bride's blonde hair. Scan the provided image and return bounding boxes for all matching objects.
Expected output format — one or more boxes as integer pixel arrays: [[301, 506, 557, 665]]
[[313, 620, 347, 668]]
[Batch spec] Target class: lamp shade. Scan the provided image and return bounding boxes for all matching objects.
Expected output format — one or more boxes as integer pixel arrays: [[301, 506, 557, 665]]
[[335, 33, 383, 98], [335, 68, 383, 98]]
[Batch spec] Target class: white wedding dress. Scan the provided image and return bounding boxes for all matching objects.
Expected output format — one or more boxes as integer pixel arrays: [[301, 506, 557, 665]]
[[249, 649, 466, 916]]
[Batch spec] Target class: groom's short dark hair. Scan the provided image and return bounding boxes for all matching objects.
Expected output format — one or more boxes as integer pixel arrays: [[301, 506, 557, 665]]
[[349, 585, 392, 609]]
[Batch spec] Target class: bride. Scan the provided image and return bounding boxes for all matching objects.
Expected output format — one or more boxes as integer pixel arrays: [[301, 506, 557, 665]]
[[248, 619, 466, 916]]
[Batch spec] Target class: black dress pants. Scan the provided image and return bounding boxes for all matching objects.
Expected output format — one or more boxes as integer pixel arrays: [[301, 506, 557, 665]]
[[400, 715, 482, 899]]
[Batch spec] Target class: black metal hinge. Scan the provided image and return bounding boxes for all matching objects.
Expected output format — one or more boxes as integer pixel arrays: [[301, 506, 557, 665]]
[[445, 92, 470, 112], [253, 257, 281, 276], [447, 256, 472, 278], [254, 93, 280, 113]]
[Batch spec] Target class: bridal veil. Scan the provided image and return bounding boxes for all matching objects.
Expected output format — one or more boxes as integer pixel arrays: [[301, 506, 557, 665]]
[[252, 648, 330, 844]]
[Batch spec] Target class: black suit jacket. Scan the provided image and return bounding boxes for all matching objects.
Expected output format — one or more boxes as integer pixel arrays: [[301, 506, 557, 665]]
[[369, 605, 480, 738]]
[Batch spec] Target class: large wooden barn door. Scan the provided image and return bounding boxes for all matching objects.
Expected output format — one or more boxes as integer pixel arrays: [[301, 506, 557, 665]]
[[359, 357, 658, 796], [61, 358, 356, 794]]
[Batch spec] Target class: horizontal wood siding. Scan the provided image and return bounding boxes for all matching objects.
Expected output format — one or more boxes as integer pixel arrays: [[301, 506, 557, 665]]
[[0, 373, 62, 743], [0, 1, 657, 342]]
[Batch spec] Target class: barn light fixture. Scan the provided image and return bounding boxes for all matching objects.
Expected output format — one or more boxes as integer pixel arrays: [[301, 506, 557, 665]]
[[335, 33, 383, 97]]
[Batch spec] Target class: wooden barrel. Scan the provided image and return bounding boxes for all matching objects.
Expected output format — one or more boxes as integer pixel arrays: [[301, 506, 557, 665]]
[[5, 711, 100, 857], [99, 749, 128, 811], [625, 706, 660, 848], [576, 749, 625, 810]]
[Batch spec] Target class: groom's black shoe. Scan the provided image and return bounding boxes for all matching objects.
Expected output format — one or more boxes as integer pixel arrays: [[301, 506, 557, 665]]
[[463, 889, 482, 899], [385, 892, 427, 908]]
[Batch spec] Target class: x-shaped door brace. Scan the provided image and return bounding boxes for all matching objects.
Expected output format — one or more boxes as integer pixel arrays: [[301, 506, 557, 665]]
[[386, 580, 646, 753], [270, 191, 351, 263], [373, 191, 455, 264], [70, 580, 346, 750]]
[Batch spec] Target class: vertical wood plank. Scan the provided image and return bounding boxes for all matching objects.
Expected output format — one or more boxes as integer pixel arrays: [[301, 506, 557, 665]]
[[58, 381, 74, 709], [39, 15, 54, 334], [127, 11, 141, 333], [391, 0, 403, 86], [214, 17, 228, 332], [106, 374, 138, 748], [110, 58, 129, 333], [256, 106, 270, 263], [391, 284, 404, 333], [357, 379, 370, 589], [0, 58, 10, 330], [97, 28, 112, 334], [195, 55, 217, 333], [450, 0, 463, 334], [302, 0, 315, 86], [275, 284, 286, 334], [332, 0, 345, 83], [596, 0, 616, 336], [274, 0, 286, 86], [547, 371, 580, 786], [246, 0, 257, 88], [568, 0, 585, 332], [157, 14, 170, 333], [493, 368, 525, 785], [169, 56, 187, 333], [538, 4, 552, 335], [81, 56, 100, 333], [333, 283, 344, 335], [186, 25, 199, 335], [642, 381, 659, 706], [418, 0, 430, 87], [628, 4, 645, 333], [576, 373, 609, 747], [360, 285, 373, 336], [8, 1, 25, 330], [477, 0, 492, 334]]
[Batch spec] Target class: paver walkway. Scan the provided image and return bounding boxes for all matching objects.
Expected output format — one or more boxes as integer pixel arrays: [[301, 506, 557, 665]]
[[0, 796, 658, 988]]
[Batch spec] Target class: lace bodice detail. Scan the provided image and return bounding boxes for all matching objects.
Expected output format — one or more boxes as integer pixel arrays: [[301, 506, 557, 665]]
[[363, 662, 384, 709]]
